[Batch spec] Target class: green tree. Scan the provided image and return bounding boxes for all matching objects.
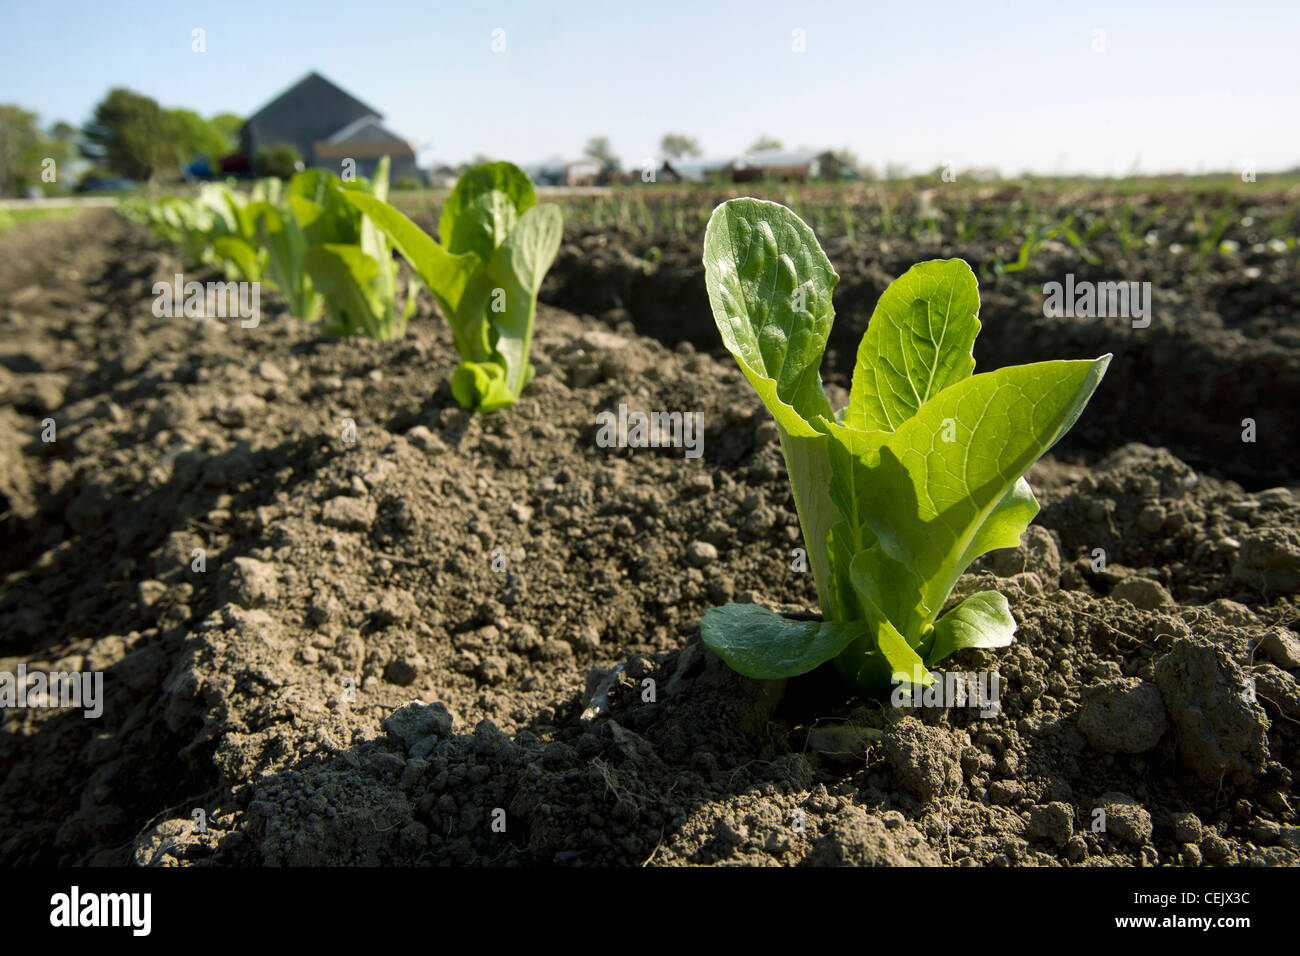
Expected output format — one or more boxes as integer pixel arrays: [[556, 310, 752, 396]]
[[83, 87, 175, 181], [253, 143, 302, 180], [0, 105, 43, 196], [584, 136, 621, 184], [659, 132, 702, 160], [42, 120, 79, 192], [49, 121, 78, 143], [747, 135, 783, 153], [209, 113, 243, 151], [0, 106, 78, 196], [584, 136, 620, 170], [166, 108, 237, 163]]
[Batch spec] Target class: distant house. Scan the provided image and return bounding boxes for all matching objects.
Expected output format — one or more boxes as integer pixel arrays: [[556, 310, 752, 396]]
[[524, 157, 605, 187], [241, 72, 420, 181], [562, 158, 604, 186], [733, 149, 853, 183], [425, 164, 458, 189], [659, 150, 855, 184], [659, 157, 737, 183]]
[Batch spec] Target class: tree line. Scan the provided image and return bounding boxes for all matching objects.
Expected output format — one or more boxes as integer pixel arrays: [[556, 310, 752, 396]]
[[0, 87, 241, 196]]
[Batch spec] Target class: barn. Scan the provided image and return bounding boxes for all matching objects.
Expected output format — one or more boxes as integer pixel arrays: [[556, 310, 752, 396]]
[[240, 72, 420, 182]]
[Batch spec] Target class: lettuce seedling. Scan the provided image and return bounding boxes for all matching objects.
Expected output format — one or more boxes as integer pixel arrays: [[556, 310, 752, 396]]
[[301, 157, 419, 341], [128, 181, 276, 283], [211, 179, 279, 283], [700, 198, 1110, 694], [344, 161, 562, 411], [247, 191, 324, 321], [135, 185, 237, 271], [246, 165, 373, 322], [238, 159, 416, 339]]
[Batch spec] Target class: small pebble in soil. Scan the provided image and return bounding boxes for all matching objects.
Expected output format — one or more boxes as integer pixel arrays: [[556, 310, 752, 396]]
[[1153, 636, 1270, 784], [384, 653, 425, 686], [223, 556, 280, 608], [1171, 811, 1203, 844], [322, 495, 376, 531], [1077, 678, 1168, 753], [1094, 792, 1153, 846], [256, 360, 287, 383], [1110, 576, 1174, 610], [686, 540, 718, 566], [1257, 627, 1300, 669], [1027, 802, 1075, 848], [382, 701, 454, 750]]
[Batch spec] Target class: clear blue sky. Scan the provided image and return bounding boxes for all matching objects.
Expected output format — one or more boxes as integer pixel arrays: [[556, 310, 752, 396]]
[[3, 0, 1297, 175]]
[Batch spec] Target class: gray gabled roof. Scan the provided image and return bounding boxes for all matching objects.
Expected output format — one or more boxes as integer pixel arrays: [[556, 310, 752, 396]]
[[242, 72, 385, 162], [245, 71, 383, 126], [325, 115, 407, 145]]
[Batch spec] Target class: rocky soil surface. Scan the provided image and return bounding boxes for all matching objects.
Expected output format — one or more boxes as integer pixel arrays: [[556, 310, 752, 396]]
[[1, 207, 1297, 866]]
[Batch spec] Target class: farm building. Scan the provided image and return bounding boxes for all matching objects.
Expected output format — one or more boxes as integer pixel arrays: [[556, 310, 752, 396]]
[[658, 157, 739, 183], [731, 148, 854, 182], [660, 150, 856, 183], [240, 72, 420, 181], [524, 157, 605, 186]]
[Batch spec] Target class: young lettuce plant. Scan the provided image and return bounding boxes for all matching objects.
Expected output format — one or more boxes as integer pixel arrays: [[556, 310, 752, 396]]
[[699, 198, 1111, 694], [245, 165, 372, 322], [142, 189, 229, 268], [247, 190, 325, 321], [211, 178, 280, 283], [343, 161, 562, 412], [301, 157, 419, 341]]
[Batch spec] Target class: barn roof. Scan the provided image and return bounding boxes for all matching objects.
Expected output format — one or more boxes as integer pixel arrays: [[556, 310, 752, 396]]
[[245, 72, 383, 126], [242, 72, 388, 163]]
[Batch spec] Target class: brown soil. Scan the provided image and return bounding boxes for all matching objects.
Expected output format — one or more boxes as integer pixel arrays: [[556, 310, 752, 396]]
[[1, 206, 1297, 867]]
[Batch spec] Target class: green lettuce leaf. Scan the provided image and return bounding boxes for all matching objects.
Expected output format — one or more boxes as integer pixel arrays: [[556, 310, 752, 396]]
[[342, 191, 480, 320], [252, 201, 319, 320], [834, 617, 933, 693], [703, 198, 840, 607], [703, 198, 836, 437], [924, 590, 1017, 665], [846, 259, 981, 431], [439, 161, 537, 261], [346, 163, 556, 408], [700, 604, 864, 680], [849, 543, 928, 645], [695, 199, 1112, 701], [873, 616, 932, 686], [451, 360, 517, 413], [304, 244, 386, 339], [861, 356, 1111, 622], [481, 203, 563, 396], [212, 236, 262, 282]]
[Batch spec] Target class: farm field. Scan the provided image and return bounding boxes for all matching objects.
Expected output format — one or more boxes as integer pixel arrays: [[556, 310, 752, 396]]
[[1, 179, 1298, 868]]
